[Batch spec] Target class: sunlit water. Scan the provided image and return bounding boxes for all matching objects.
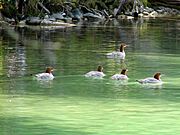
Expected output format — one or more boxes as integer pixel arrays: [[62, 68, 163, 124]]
[[0, 18, 180, 135]]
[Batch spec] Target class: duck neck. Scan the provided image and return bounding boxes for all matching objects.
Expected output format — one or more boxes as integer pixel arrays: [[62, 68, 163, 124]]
[[46, 69, 51, 74], [120, 46, 124, 52], [97, 69, 102, 72], [154, 74, 160, 80], [97, 66, 102, 72], [121, 70, 126, 75]]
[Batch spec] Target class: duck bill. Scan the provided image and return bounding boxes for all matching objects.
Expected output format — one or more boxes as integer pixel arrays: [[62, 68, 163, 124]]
[[160, 74, 165, 77], [124, 45, 129, 47], [51, 68, 55, 72]]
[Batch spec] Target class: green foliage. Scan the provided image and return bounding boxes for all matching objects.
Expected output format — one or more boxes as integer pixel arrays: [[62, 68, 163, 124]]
[[44, 0, 64, 4], [78, 0, 97, 8], [1, 0, 178, 19], [140, 0, 149, 6], [26, 0, 39, 16], [1, 1, 17, 18]]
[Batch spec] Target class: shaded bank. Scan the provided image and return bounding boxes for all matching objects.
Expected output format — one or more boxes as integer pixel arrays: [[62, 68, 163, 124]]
[[0, 0, 179, 26], [149, 0, 180, 10]]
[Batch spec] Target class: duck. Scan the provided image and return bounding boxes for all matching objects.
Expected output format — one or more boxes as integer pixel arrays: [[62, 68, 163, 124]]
[[85, 65, 105, 78], [106, 43, 127, 59], [35, 67, 54, 81], [111, 69, 128, 80], [136, 72, 162, 84]]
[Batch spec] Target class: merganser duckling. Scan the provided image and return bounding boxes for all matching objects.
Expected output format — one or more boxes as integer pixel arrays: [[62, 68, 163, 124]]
[[85, 65, 105, 78], [137, 72, 162, 84], [35, 67, 54, 81], [111, 69, 128, 80], [106, 43, 127, 59]]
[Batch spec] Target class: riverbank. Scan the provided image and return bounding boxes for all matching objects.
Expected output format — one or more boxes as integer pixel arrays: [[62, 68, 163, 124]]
[[0, 1, 179, 27]]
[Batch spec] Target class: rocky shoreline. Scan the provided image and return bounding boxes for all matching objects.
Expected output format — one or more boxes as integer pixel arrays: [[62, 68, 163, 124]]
[[1, 2, 180, 27]]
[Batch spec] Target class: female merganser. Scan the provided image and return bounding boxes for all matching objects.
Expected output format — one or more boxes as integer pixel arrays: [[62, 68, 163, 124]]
[[111, 69, 128, 80], [137, 72, 162, 84], [106, 43, 127, 59], [85, 65, 105, 78], [35, 67, 54, 81]]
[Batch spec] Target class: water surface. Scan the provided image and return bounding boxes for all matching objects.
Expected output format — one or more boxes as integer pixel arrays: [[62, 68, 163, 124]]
[[0, 18, 180, 135]]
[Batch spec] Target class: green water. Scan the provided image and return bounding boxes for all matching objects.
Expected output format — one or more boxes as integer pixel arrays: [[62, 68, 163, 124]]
[[0, 18, 180, 135]]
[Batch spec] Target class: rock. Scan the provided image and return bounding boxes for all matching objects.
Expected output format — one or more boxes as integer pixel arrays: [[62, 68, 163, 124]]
[[144, 7, 154, 13], [4, 17, 15, 23], [117, 15, 126, 19], [26, 17, 41, 25], [148, 11, 158, 18], [40, 18, 76, 27], [71, 8, 83, 20], [51, 13, 65, 20], [155, 6, 180, 16], [143, 11, 149, 16], [19, 20, 26, 25], [40, 19, 52, 25], [126, 16, 134, 19], [156, 9, 164, 14], [138, 13, 144, 17], [83, 13, 103, 20]]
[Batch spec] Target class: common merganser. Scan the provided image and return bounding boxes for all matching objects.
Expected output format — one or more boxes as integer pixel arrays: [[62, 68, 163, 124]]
[[35, 67, 54, 81], [85, 65, 105, 78], [111, 69, 128, 80], [137, 72, 162, 84], [106, 43, 127, 59]]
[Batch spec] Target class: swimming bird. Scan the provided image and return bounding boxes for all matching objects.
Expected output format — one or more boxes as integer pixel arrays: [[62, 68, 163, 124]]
[[35, 67, 54, 81], [85, 65, 105, 78], [106, 43, 127, 59], [111, 69, 128, 80], [136, 72, 162, 84]]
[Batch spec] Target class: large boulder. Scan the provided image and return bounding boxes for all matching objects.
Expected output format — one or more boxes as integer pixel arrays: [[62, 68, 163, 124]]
[[26, 17, 42, 25]]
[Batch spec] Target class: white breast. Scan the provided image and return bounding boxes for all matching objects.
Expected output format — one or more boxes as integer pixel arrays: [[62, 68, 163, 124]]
[[106, 51, 125, 59], [116, 51, 125, 59], [138, 77, 161, 84], [35, 73, 54, 81], [111, 74, 128, 80], [85, 71, 105, 78]]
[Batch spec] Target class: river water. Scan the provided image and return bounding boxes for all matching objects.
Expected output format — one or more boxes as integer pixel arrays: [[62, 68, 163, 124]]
[[0, 18, 180, 135]]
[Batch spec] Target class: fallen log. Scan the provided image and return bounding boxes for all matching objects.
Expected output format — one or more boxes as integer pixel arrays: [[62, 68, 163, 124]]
[[38, 2, 51, 14]]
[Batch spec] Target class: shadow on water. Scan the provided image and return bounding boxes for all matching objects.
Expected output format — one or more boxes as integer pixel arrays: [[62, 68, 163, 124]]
[[0, 117, 95, 135]]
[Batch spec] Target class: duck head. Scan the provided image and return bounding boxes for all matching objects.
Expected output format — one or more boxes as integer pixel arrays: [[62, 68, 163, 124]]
[[154, 72, 161, 80], [120, 43, 127, 52], [97, 65, 103, 72], [46, 67, 53, 74], [121, 69, 128, 75]]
